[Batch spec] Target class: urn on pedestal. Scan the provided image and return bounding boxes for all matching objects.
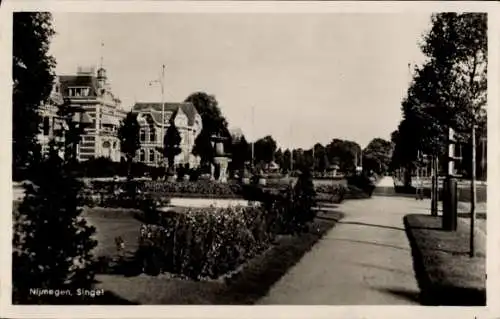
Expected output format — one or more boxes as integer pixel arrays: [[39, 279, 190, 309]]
[[211, 134, 231, 183]]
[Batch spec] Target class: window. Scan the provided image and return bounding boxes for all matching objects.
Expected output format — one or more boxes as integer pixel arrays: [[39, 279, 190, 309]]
[[139, 149, 145, 162], [140, 129, 146, 142], [43, 117, 50, 136], [149, 128, 156, 143], [149, 149, 155, 163]]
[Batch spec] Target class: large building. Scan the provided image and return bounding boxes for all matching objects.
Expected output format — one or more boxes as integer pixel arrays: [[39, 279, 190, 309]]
[[132, 102, 203, 168], [38, 66, 127, 162]]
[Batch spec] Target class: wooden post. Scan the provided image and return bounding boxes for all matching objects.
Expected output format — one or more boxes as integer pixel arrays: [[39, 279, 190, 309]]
[[431, 155, 437, 216], [470, 125, 477, 258]]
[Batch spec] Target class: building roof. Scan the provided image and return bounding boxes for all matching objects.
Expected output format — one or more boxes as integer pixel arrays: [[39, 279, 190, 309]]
[[58, 75, 99, 97], [132, 102, 199, 126]]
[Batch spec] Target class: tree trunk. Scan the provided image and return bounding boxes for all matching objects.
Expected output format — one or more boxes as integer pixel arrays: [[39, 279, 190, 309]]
[[127, 156, 133, 181], [403, 165, 412, 188]]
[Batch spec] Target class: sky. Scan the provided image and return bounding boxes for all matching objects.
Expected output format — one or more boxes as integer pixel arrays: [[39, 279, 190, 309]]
[[50, 12, 431, 149]]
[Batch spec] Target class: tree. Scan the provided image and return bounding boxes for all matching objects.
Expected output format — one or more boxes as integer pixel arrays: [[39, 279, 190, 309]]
[[282, 149, 292, 173], [118, 111, 141, 179], [292, 149, 305, 171], [162, 120, 182, 174], [13, 102, 97, 304], [230, 134, 250, 174], [311, 143, 326, 173], [325, 139, 361, 174], [274, 148, 284, 170], [254, 135, 277, 164], [293, 167, 317, 231], [13, 12, 56, 180], [185, 92, 229, 166], [303, 149, 314, 170], [392, 13, 487, 183], [362, 138, 393, 174]]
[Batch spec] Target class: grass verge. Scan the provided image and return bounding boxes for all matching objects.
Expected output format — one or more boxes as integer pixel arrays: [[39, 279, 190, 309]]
[[403, 214, 486, 306]]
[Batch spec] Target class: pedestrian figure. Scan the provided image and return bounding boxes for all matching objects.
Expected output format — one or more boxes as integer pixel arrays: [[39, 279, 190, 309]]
[[415, 168, 424, 200]]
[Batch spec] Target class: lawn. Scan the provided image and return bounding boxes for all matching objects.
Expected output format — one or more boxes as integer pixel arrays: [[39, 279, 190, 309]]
[[83, 206, 344, 304], [403, 214, 486, 306], [82, 208, 142, 258]]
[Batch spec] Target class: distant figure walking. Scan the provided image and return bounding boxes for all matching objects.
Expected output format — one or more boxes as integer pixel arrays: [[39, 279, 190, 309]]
[[415, 169, 424, 200]]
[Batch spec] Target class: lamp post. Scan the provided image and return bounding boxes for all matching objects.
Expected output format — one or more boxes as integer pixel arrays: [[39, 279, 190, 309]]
[[161, 65, 165, 152], [149, 65, 166, 167], [470, 124, 477, 257], [251, 105, 255, 169]]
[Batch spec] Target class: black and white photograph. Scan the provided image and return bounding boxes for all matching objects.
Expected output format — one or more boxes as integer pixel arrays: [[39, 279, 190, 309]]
[[1, 1, 498, 318]]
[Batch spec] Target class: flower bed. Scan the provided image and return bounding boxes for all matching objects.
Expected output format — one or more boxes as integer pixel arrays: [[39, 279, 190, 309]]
[[87, 180, 244, 199], [134, 171, 323, 281], [142, 180, 243, 196], [138, 206, 274, 280]]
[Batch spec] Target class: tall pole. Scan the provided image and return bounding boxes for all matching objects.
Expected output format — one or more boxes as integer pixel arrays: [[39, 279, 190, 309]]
[[289, 121, 293, 174], [431, 154, 438, 216], [161, 65, 165, 147], [312, 139, 315, 172], [251, 105, 255, 168], [480, 136, 486, 180], [470, 125, 477, 257], [161, 65, 166, 168]]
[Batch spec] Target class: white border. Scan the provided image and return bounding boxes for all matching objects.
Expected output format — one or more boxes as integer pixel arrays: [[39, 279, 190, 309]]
[[1, 1, 499, 319]]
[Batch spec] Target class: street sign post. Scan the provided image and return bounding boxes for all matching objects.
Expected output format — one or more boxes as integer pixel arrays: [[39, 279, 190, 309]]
[[442, 127, 460, 231]]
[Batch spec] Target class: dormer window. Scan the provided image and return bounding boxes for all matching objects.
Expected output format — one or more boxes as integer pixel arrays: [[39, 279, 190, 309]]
[[68, 87, 90, 97]]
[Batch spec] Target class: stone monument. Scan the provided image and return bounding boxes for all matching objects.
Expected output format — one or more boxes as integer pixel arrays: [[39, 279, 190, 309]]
[[211, 134, 230, 183]]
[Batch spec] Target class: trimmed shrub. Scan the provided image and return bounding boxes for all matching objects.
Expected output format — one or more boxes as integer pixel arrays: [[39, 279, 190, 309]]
[[346, 173, 376, 197], [293, 168, 317, 228]]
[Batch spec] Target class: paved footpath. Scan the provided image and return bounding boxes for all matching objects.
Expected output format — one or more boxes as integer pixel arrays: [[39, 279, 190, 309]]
[[257, 177, 423, 305]]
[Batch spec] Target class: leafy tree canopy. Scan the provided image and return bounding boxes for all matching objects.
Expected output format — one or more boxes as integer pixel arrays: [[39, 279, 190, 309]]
[[13, 12, 56, 179], [185, 92, 231, 164], [392, 13, 487, 172]]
